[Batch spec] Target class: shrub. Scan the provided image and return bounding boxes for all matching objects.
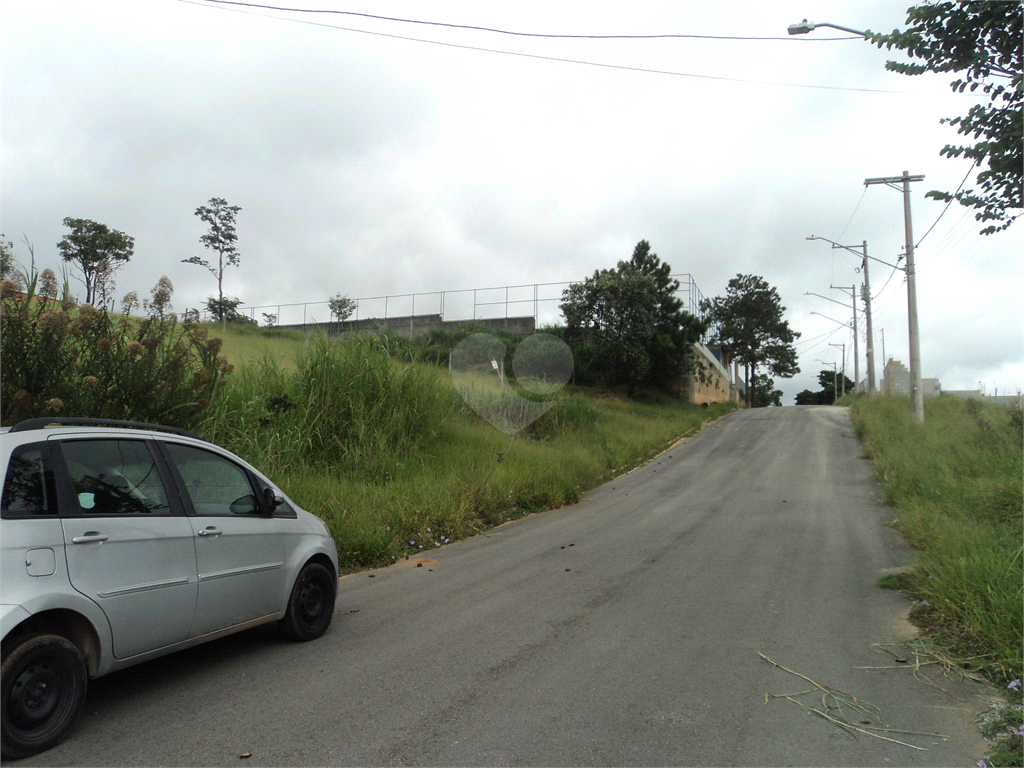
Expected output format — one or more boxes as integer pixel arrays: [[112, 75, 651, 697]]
[[0, 272, 231, 429]]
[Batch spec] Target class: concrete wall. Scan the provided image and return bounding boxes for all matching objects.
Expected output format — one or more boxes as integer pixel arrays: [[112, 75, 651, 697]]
[[681, 342, 739, 405], [880, 359, 941, 397], [944, 390, 1023, 409], [921, 378, 941, 397], [282, 314, 536, 339], [880, 359, 910, 396]]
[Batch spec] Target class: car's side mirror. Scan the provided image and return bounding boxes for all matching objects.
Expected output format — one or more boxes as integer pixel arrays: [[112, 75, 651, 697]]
[[263, 487, 285, 512]]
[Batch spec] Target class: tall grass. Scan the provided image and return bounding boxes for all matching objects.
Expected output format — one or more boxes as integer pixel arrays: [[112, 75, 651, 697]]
[[200, 333, 458, 481], [850, 395, 1023, 680]]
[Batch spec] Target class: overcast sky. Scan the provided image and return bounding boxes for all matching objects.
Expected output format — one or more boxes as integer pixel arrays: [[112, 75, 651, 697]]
[[3, 0, 1021, 403]]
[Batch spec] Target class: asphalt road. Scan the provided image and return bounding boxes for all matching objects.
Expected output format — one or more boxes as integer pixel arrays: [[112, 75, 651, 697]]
[[24, 405, 993, 766]]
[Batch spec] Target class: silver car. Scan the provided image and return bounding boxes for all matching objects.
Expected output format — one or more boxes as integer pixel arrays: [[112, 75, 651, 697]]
[[0, 418, 339, 759]]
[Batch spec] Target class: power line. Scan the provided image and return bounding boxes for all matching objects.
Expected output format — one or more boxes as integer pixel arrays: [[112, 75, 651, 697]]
[[195, 0, 864, 41], [828, 188, 870, 285], [795, 324, 847, 349], [914, 159, 977, 248], [178, 0, 904, 93]]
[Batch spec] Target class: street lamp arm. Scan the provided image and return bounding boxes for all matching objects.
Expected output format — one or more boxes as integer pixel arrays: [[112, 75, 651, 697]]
[[788, 19, 866, 36], [810, 311, 852, 328], [816, 22, 867, 36], [805, 291, 864, 311], [807, 235, 860, 257], [807, 235, 905, 271]]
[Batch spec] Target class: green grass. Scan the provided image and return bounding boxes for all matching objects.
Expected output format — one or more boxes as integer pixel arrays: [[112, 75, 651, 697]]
[[202, 331, 735, 573], [849, 395, 1023, 681], [203, 321, 309, 372]]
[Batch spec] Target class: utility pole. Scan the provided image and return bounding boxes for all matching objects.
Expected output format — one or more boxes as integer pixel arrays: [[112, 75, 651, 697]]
[[806, 236, 880, 396], [831, 284, 859, 394], [817, 360, 838, 403], [829, 342, 846, 397], [865, 171, 925, 422], [859, 241, 876, 395]]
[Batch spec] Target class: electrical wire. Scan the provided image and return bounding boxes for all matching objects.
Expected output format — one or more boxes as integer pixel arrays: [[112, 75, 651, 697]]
[[914, 159, 977, 248], [795, 324, 848, 349], [871, 262, 905, 305], [837, 186, 867, 241], [177, 0, 904, 93], [194, 0, 864, 41]]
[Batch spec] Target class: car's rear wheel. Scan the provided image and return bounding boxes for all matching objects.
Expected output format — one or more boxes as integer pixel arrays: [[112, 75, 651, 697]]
[[279, 562, 336, 641], [1, 634, 87, 760]]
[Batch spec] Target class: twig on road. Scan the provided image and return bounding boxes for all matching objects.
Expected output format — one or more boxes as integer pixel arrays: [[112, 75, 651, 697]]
[[758, 652, 949, 751]]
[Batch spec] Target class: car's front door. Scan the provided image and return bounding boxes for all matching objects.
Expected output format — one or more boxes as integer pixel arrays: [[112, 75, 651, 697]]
[[161, 443, 285, 637], [55, 438, 199, 659]]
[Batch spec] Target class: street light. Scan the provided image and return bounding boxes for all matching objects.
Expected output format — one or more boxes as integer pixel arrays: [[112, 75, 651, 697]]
[[807, 282, 862, 395], [816, 359, 838, 403], [829, 342, 847, 397], [810, 311, 851, 329], [807, 236, 884, 396], [805, 291, 863, 310], [787, 19, 866, 36]]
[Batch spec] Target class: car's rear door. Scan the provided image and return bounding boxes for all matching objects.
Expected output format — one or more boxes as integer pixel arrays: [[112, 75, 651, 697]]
[[53, 437, 199, 659], [159, 442, 285, 637]]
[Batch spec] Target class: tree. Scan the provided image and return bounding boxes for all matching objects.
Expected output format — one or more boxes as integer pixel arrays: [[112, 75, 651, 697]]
[[868, 1, 1022, 234], [626, 240, 706, 388], [204, 296, 250, 324], [816, 368, 856, 404], [795, 369, 856, 405], [0, 237, 15, 282], [184, 198, 242, 330], [328, 294, 356, 323], [57, 218, 134, 305], [701, 274, 800, 408], [752, 373, 783, 407], [560, 241, 706, 397], [561, 266, 657, 397], [795, 389, 820, 405]]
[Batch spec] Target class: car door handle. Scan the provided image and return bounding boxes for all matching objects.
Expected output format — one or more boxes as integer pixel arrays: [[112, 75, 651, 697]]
[[197, 527, 222, 538], [72, 532, 109, 544]]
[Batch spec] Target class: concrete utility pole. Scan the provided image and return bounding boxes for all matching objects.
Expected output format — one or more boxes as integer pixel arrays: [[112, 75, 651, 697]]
[[829, 342, 846, 397], [831, 287, 859, 394], [817, 359, 838, 403], [859, 242, 876, 395], [865, 171, 925, 423], [806, 236, 879, 395]]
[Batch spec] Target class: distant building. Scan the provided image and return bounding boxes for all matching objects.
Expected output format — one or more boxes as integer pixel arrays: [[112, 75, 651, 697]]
[[880, 358, 940, 397]]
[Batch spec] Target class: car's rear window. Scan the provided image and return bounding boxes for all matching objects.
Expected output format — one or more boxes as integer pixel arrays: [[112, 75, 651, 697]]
[[2, 442, 59, 518]]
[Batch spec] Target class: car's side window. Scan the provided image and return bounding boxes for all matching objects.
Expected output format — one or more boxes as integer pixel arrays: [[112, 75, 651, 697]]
[[60, 440, 172, 516], [1, 442, 59, 518], [164, 443, 259, 516]]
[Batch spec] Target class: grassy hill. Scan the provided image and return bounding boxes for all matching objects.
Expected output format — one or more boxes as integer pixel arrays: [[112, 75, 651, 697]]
[[208, 326, 736, 574]]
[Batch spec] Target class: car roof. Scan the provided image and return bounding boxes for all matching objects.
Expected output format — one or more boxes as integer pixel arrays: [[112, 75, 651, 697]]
[[6, 418, 205, 442]]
